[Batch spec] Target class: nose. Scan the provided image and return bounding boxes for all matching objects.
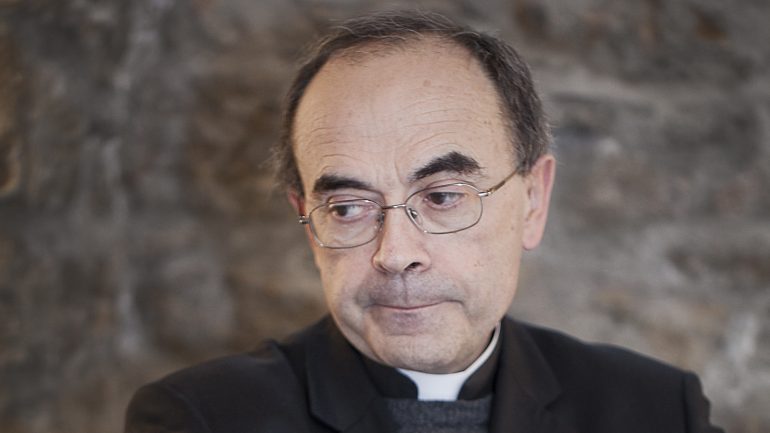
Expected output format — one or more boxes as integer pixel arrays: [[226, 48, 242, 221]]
[[372, 206, 431, 274]]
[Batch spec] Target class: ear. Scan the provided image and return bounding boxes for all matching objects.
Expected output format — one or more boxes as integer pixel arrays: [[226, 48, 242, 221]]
[[521, 154, 556, 251], [288, 189, 319, 251], [287, 189, 305, 215]]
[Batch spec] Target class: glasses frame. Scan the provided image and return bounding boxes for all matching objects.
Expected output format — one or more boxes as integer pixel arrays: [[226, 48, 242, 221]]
[[298, 169, 520, 249]]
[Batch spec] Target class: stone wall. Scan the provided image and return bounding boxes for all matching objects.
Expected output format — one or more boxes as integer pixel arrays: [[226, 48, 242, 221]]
[[1, 1, 767, 432]]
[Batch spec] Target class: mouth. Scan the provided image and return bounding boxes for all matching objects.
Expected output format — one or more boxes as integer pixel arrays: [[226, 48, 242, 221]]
[[375, 302, 444, 311], [366, 300, 459, 335]]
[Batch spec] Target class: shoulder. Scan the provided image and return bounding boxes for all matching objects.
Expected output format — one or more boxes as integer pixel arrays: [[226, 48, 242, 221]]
[[519, 320, 686, 382], [146, 316, 332, 396], [509, 319, 722, 432], [153, 341, 297, 403], [125, 318, 332, 433]]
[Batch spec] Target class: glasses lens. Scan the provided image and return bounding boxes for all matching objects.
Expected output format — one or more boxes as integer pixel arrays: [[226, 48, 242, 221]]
[[407, 184, 482, 234], [309, 199, 382, 248]]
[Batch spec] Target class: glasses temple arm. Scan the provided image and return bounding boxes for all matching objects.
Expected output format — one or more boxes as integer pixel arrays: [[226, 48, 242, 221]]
[[481, 168, 520, 196]]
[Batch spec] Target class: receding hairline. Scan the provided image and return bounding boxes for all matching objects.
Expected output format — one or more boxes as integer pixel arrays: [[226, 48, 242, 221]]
[[292, 36, 513, 157], [290, 33, 519, 164], [322, 33, 474, 65], [276, 11, 551, 195]]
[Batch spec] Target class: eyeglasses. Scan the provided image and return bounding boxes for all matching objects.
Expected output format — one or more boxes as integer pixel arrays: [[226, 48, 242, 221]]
[[298, 170, 519, 249]]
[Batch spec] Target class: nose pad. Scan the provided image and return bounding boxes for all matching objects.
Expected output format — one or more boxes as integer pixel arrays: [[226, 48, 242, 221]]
[[372, 205, 430, 274], [406, 206, 421, 225]]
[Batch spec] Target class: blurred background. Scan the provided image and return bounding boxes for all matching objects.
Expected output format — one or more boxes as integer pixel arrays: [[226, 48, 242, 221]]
[[1, 0, 768, 432]]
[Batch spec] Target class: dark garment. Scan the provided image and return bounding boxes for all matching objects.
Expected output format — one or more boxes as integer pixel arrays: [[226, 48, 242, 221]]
[[125, 316, 724, 433]]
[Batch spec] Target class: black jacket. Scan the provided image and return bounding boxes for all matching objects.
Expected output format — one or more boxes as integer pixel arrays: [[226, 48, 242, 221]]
[[125, 316, 724, 433]]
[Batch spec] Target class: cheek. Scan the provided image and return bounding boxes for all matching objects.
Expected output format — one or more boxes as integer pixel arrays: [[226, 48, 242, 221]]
[[314, 249, 372, 300], [455, 213, 523, 300], [468, 213, 523, 261]]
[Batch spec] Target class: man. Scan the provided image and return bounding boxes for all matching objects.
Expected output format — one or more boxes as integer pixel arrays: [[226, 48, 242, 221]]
[[125, 11, 724, 433]]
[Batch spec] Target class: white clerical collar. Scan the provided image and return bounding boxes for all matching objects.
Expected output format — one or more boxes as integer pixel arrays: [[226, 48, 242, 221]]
[[397, 323, 501, 401]]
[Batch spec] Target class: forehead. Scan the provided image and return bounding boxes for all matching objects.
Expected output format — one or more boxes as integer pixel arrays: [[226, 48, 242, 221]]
[[292, 40, 513, 191]]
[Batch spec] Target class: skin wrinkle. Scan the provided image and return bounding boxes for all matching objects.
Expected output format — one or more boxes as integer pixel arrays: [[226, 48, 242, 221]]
[[405, 98, 496, 121], [311, 151, 484, 203], [411, 108, 475, 117], [357, 272, 463, 309], [406, 133, 454, 148], [298, 84, 500, 177], [400, 119, 473, 128], [291, 39, 555, 373], [304, 120, 494, 185], [312, 174, 374, 197], [398, 94, 463, 111], [308, 127, 487, 199], [310, 155, 375, 199], [296, 44, 511, 191], [295, 128, 353, 152], [277, 25, 552, 195]]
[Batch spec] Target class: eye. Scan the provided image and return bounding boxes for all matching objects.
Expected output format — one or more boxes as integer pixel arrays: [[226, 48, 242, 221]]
[[327, 201, 374, 222], [423, 190, 466, 209]]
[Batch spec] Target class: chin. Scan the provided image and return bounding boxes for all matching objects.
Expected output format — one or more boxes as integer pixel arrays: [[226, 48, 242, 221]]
[[371, 334, 469, 373]]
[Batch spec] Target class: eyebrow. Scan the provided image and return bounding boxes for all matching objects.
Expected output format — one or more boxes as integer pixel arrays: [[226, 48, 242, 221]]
[[312, 174, 374, 196], [310, 151, 482, 196], [409, 151, 482, 182]]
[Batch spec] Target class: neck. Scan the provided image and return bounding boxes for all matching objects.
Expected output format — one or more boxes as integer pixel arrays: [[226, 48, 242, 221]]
[[397, 323, 500, 401]]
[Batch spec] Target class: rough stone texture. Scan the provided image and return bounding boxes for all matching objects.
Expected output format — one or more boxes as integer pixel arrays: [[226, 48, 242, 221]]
[[0, 0, 767, 432]]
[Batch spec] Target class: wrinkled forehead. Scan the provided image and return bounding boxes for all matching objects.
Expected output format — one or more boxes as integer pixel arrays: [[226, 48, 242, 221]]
[[292, 40, 514, 194]]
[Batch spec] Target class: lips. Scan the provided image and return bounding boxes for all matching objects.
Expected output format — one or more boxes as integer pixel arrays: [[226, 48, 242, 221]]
[[375, 301, 444, 311], [358, 276, 464, 314], [367, 301, 450, 335]]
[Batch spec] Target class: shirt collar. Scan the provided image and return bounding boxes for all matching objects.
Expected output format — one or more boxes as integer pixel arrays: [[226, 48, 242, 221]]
[[361, 323, 501, 401], [398, 323, 501, 401]]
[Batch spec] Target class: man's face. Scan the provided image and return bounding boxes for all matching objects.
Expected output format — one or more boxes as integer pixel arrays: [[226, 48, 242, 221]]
[[291, 41, 554, 373]]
